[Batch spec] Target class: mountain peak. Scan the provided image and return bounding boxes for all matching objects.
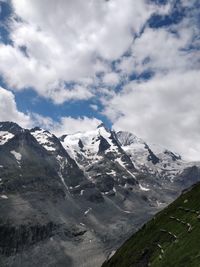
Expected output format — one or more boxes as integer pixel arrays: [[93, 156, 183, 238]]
[[0, 121, 22, 134], [117, 131, 143, 146], [30, 126, 42, 132], [97, 123, 110, 133], [97, 122, 107, 129]]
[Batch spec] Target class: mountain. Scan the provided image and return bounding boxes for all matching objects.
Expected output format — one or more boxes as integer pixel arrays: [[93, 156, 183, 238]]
[[117, 131, 183, 179], [0, 121, 199, 267], [102, 181, 200, 267], [60, 124, 138, 195]]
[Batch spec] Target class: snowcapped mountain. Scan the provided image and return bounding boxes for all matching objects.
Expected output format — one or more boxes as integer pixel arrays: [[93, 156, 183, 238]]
[[61, 124, 138, 196], [60, 124, 190, 197], [117, 131, 184, 180], [0, 121, 199, 267]]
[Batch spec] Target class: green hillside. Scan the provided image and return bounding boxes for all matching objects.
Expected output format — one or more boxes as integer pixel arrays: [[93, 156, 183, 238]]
[[102, 182, 200, 267]]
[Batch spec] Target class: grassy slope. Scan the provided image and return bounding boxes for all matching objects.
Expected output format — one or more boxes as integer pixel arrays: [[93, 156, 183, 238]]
[[102, 182, 200, 267]]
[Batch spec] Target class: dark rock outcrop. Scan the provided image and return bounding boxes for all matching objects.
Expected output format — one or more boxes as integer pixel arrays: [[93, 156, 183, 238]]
[[0, 222, 58, 256]]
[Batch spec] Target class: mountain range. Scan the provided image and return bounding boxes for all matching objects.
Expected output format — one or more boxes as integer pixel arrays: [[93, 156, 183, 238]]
[[0, 121, 199, 267]]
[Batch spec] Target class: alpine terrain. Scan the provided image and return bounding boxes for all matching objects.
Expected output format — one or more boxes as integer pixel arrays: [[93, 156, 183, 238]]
[[0, 121, 199, 267], [102, 181, 200, 267]]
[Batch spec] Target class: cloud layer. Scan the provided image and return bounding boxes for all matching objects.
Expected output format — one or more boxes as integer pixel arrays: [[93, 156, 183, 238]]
[[0, 0, 163, 103]]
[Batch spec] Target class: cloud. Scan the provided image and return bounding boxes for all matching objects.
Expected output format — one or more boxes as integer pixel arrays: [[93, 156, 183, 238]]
[[46, 84, 94, 104], [30, 113, 54, 129], [90, 104, 98, 111], [101, 9, 200, 161], [52, 116, 101, 136], [0, 87, 101, 137], [0, 87, 31, 128], [104, 70, 200, 161], [102, 72, 120, 86], [180, 0, 197, 7], [0, 0, 168, 103], [0, 87, 51, 129], [31, 114, 102, 137], [116, 23, 200, 76]]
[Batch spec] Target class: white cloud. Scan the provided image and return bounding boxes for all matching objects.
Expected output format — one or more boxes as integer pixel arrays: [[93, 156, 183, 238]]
[[0, 87, 101, 137], [32, 114, 102, 136], [90, 104, 98, 111], [103, 72, 120, 86], [52, 116, 101, 136], [180, 0, 197, 7], [46, 84, 94, 104], [104, 70, 200, 161], [117, 24, 200, 75], [30, 113, 54, 129], [102, 12, 200, 161], [0, 87, 31, 128], [0, 87, 52, 129], [0, 0, 167, 103]]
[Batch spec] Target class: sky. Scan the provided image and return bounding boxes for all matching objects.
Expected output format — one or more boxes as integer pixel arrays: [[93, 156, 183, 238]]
[[0, 0, 199, 161]]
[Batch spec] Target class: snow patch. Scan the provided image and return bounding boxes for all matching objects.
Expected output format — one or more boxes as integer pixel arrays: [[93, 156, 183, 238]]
[[115, 158, 136, 179], [84, 208, 92, 215], [0, 131, 14, 145], [1, 195, 8, 199], [108, 250, 116, 260], [156, 200, 165, 207], [10, 150, 22, 161], [106, 170, 116, 176], [139, 184, 150, 191], [123, 210, 131, 214], [61, 125, 117, 164], [31, 129, 56, 151]]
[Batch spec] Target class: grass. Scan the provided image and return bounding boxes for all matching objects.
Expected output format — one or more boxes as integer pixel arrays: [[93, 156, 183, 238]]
[[102, 182, 200, 267]]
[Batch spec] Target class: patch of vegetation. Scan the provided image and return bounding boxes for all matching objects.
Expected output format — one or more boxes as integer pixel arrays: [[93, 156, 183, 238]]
[[102, 182, 200, 267]]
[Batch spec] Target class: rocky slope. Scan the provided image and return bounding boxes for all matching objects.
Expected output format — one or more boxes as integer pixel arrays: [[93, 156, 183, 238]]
[[102, 181, 200, 267], [0, 121, 199, 267]]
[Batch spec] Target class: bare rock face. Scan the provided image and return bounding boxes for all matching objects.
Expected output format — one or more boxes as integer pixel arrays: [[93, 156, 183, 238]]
[[0, 121, 199, 267], [0, 222, 58, 256]]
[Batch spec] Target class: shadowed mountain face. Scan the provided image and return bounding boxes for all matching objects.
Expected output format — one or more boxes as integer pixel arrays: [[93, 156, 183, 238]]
[[102, 181, 200, 267], [0, 121, 199, 267]]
